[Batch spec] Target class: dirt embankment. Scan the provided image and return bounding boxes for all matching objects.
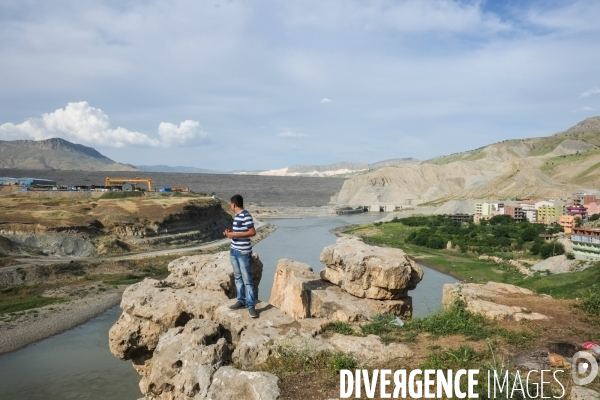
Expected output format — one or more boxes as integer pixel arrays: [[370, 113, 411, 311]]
[[0, 194, 233, 257]]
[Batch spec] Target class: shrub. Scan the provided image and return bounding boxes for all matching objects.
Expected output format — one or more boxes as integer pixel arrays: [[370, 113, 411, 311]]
[[566, 252, 576, 260], [520, 227, 538, 242], [539, 241, 565, 259], [426, 235, 446, 249], [576, 285, 600, 315]]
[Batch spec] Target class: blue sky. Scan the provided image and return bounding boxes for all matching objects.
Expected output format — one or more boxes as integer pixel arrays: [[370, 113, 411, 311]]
[[0, 0, 599, 170]]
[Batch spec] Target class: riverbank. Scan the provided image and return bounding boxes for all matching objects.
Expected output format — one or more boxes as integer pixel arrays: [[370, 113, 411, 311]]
[[344, 220, 600, 299], [0, 222, 277, 355], [0, 284, 124, 354]]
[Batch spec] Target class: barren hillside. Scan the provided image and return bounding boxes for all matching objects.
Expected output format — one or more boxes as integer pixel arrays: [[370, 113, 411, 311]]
[[335, 117, 600, 205], [0, 138, 137, 171]]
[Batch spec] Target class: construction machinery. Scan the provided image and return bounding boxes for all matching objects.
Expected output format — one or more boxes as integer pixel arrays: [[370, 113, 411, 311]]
[[105, 177, 152, 191]]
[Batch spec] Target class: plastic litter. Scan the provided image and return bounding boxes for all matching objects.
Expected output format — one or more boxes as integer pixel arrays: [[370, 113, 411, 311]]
[[582, 342, 600, 356], [390, 317, 404, 327]]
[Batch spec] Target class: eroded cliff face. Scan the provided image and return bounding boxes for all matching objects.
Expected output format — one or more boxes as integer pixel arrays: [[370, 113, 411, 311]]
[[108, 238, 422, 399], [0, 196, 233, 256]]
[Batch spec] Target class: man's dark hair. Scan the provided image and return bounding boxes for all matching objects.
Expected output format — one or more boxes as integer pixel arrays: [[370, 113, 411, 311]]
[[230, 194, 244, 208]]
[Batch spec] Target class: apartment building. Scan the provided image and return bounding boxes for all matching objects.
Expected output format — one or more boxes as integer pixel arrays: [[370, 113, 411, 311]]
[[566, 205, 588, 220], [559, 215, 576, 234], [537, 205, 564, 224], [474, 202, 495, 216], [504, 205, 525, 222], [571, 227, 600, 259]]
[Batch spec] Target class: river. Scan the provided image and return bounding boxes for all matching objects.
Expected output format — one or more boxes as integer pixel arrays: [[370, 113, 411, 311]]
[[0, 213, 458, 400]]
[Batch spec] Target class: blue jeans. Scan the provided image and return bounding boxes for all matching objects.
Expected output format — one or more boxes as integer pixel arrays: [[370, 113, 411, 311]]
[[230, 249, 255, 309]]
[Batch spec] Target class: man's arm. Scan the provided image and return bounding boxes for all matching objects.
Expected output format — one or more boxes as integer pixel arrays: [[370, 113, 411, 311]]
[[225, 227, 256, 239]]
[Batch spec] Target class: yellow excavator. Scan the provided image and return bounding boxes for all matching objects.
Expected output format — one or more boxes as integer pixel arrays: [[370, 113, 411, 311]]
[[105, 177, 152, 191]]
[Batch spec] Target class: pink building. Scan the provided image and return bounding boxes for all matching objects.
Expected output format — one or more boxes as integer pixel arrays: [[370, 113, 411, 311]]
[[586, 202, 598, 216]]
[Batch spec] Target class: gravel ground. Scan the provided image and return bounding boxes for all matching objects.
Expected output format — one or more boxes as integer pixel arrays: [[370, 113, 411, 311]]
[[0, 287, 124, 355]]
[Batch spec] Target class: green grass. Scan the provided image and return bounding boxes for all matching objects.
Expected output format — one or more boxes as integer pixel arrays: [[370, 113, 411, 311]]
[[540, 148, 600, 175], [347, 221, 600, 299], [360, 314, 396, 336], [399, 299, 539, 349], [323, 321, 355, 335], [257, 340, 357, 376], [0, 296, 66, 315]]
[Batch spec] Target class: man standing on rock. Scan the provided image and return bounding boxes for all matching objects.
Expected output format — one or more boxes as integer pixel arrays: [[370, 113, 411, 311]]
[[223, 194, 258, 318]]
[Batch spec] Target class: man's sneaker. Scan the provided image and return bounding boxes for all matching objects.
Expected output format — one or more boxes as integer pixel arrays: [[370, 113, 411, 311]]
[[229, 301, 245, 310], [248, 307, 259, 318]]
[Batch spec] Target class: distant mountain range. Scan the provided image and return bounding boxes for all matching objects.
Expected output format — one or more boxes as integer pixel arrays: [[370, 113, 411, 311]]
[[0, 138, 137, 171], [235, 158, 418, 177], [137, 165, 225, 174]]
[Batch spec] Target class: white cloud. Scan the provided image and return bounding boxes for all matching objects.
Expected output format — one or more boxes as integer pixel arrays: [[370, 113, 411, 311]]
[[278, 130, 308, 138], [158, 120, 211, 146], [0, 102, 208, 148], [580, 87, 600, 98], [572, 106, 594, 112], [321, 98, 332, 104]]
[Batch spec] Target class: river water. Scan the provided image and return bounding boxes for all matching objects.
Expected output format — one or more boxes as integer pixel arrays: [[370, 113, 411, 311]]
[[0, 213, 458, 400]]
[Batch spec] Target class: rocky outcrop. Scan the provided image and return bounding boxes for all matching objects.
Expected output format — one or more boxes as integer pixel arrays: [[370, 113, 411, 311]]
[[320, 236, 423, 299], [110, 243, 422, 399], [442, 282, 549, 321], [269, 259, 413, 321], [167, 252, 263, 299]]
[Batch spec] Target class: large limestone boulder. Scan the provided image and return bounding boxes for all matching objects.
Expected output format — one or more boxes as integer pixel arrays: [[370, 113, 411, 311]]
[[309, 282, 412, 321], [320, 236, 423, 299], [325, 333, 413, 364], [269, 259, 413, 321], [140, 319, 228, 399], [442, 282, 549, 321], [167, 252, 263, 298], [268, 259, 317, 319], [207, 367, 281, 400]]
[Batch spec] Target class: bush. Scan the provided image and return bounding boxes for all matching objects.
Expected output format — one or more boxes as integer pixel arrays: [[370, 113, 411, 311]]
[[590, 213, 600, 222], [566, 252, 576, 260], [426, 235, 446, 249], [520, 227, 538, 242], [539, 241, 565, 259], [576, 285, 600, 315], [530, 238, 543, 255]]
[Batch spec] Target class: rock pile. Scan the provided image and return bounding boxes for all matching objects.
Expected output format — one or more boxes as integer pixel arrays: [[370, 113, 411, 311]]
[[109, 237, 422, 399]]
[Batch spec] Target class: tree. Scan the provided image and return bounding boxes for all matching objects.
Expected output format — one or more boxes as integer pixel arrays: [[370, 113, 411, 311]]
[[539, 241, 565, 259], [520, 226, 538, 242], [489, 215, 513, 225], [575, 217, 583, 228], [530, 238, 543, 255], [589, 213, 600, 222], [426, 236, 446, 249]]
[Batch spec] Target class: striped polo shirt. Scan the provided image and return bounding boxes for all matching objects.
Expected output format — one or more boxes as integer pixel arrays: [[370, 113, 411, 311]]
[[231, 209, 254, 252]]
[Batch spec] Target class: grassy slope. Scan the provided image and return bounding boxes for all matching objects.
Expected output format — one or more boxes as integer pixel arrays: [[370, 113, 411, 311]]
[[346, 222, 600, 298]]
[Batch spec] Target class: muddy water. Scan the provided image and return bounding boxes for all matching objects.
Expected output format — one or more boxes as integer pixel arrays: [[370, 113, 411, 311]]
[[0, 213, 458, 399]]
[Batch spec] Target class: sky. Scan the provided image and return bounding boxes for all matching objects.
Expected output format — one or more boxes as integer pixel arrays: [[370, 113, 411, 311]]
[[0, 0, 599, 171]]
